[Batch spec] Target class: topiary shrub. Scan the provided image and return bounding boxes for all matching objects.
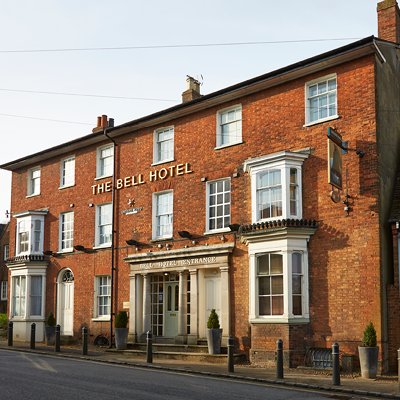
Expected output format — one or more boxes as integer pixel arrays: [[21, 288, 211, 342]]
[[115, 311, 128, 328], [207, 309, 220, 329], [362, 322, 377, 347], [46, 312, 56, 327], [0, 313, 7, 329]]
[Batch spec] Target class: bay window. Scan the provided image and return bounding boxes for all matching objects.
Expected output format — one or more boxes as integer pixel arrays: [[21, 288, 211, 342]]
[[15, 210, 47, 256]]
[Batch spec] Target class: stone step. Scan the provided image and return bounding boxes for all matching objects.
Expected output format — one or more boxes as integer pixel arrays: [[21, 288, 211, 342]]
[[109, 348, 246, 364], [128, 343, 217, 354]]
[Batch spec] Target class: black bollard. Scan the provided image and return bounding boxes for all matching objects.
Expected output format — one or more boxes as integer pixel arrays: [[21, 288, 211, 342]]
[[227, 336, 235, 373], [276, 339, 284, 379], [82, 327, 88, 355], [398, 349, 400, 391], [30, 323, 36, 349], [146, 331, 153, 363], [7, 321, 13, 347], [55, 324, 61, 352], [332, 342, 341, 386]]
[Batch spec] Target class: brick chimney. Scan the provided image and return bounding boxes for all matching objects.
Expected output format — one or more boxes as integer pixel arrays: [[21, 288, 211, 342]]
[[181, 76, 201, 103], [92, 114, 114, 133], [377, 0, 400, 43]]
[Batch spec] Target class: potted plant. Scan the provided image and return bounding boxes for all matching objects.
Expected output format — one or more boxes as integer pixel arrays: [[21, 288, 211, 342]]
[[358, 322, 379, 379], [45, 312, 56, 345], [114, 311, 128, 350], [206, 309, 222, 354]]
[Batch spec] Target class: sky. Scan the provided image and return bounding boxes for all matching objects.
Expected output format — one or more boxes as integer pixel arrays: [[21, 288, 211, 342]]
[[0, 0, 379, 223]]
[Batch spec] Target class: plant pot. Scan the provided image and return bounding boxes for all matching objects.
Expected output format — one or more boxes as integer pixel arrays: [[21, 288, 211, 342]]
[[206, 328, 222, 354], [45, 326, 56, 346], [115, 327, 129, 350], [358, 346, 379, 379]]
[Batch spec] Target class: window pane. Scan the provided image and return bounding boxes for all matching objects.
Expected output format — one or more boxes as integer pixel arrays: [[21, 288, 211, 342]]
[[271, 276, 283, 294], [293, 296, 302, 315], [270, 254, 283, 274], [292, 253, 302, 274], [208, 179, 230, 231], [272, 296, 284, 315], [258, 276, 270, 295], [259, 296, 270, 316], [30, 276, 42, 315], [292, 276, 302, 295], [257, 255, 269, 274]]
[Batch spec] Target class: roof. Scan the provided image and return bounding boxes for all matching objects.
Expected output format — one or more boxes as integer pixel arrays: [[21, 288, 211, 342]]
[[0, 35, 387, 172]]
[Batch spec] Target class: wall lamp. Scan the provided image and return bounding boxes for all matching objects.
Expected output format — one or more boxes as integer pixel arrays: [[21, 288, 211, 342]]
[[43, 250, 58, 257], [178, 230, 192, 239], [126, 239, 142, 247], [73, 245, 86, 252], [228, 224, 240, 232]]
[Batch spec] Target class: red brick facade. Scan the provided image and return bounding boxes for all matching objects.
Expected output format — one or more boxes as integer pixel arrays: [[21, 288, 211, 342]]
[[2, 1, 400, 372]]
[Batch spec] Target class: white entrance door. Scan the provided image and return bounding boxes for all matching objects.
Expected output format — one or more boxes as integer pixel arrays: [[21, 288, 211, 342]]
[[205, 276, 221, 326], [58, 270, 74, 336], [164, 282, 179, 337]]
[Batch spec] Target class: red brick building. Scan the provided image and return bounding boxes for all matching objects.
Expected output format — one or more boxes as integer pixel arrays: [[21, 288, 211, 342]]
[[1, 0, 400, 372]]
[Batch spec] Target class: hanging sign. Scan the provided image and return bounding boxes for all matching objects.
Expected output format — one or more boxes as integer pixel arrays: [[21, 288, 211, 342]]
[[327, 128, 344, 190]]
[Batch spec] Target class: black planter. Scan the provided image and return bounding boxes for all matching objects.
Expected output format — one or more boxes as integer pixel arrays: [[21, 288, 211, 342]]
[[206, 328, 222, 354], [45, 326, 56, 346]]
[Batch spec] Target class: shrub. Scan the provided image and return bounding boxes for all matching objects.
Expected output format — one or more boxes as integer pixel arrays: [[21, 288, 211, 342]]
[[362, 322, 377, 347], [115, 311, 128, 328], [46, 312, 56, 327], [0, 313, 7, 329], [207, 309, 220, 329]]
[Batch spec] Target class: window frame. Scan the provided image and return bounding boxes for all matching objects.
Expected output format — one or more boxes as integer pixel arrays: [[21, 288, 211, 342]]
[[96, 144, 114, 179], [248, 238, 310, 324], [305, 73, 338, 126], [244, 151, 308, 223], [216, 104, 242, 149], [153, 126, 174, 165], [59, 211, 74, 252], [205, 178, 231, 234], [15, 212, 46, 256], [60, 155, 75, 188], [152, 190, 173, 240], [0, 281, 7, 301], [95, 203, 113, 248], [3, 244, 9, 261], [27, 166, 41, 197], [93, 275, 111, 320]]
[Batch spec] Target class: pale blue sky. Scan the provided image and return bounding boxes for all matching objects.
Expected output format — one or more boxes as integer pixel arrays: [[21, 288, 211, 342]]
[[0, 0, 378, 222]]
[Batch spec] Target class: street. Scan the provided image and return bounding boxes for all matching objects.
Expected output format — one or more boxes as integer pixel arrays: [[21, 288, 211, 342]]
[[0, 349, 333, 400]]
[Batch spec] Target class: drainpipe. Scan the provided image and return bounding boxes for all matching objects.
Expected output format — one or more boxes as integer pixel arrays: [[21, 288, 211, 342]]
[[103, 123, 117, 347], [397, 221, 400, 297]]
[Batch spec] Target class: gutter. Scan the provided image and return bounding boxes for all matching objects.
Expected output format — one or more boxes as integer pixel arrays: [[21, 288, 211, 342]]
[[103, 127, 117, 348]]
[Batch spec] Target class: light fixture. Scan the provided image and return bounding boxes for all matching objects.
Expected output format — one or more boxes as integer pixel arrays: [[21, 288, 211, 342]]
[[229, 224, 240, 232], [43, 250, 55, 256], [219, 235, 226, 241], [178, 230, 192, 239], [126, 239, 141, 247], [73, 245, 85, 252], [157, 244, 163, 248]]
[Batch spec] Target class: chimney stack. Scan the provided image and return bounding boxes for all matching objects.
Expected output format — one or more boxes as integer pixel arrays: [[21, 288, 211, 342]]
[[182, 76, 202, 103], [377, 0, 400, 43], [92, 114, 113, 133]]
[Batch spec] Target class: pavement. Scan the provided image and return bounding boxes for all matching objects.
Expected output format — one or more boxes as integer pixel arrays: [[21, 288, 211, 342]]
[[1, 340, 399, 399]]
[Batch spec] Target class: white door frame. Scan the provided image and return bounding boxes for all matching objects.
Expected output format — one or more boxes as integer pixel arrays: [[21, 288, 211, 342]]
[[57, 269, 74, 336]]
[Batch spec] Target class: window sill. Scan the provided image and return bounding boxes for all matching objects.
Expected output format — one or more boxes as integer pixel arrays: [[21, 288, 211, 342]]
[[214, 141, 243, 151], [204, 227, 231, 235], [253, 215, 302, 224], [26, 193, 40, 198], [93, 244, 112, 250], [59, 184, 75, 190], [303, 114, 339, 127], [92, 317, 111, 322], [250, 316, 310, 324], [57, 249, 74, 255], [151, 159, 175, 167], [95, 174, 113, 181], [150, 236, 173, 243]]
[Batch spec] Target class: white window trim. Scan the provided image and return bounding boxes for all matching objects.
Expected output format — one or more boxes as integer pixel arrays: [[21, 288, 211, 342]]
[[59, 212, 74, 253], [205, 177, 231, 234], [93, 275, 111, 320], [153, 126, 174, 165], [27, 166, 41, 197], [95, 203, 113, 248], [96, 144, 114, 179], [244, 151, 308, 223], [152, 190, 173, 240], [14, 211, 47, 256], [59, 155, 75, 189], [3, 244, 9, 261], [248, 237, 310, 324], [9, 269, 46, 320], [0, 281, 7, 301], [215, 104, 243, 149], [304, 73, 338, 126]]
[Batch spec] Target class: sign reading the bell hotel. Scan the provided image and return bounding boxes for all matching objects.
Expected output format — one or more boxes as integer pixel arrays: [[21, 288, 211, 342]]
[[91, 162, 193, 195]]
